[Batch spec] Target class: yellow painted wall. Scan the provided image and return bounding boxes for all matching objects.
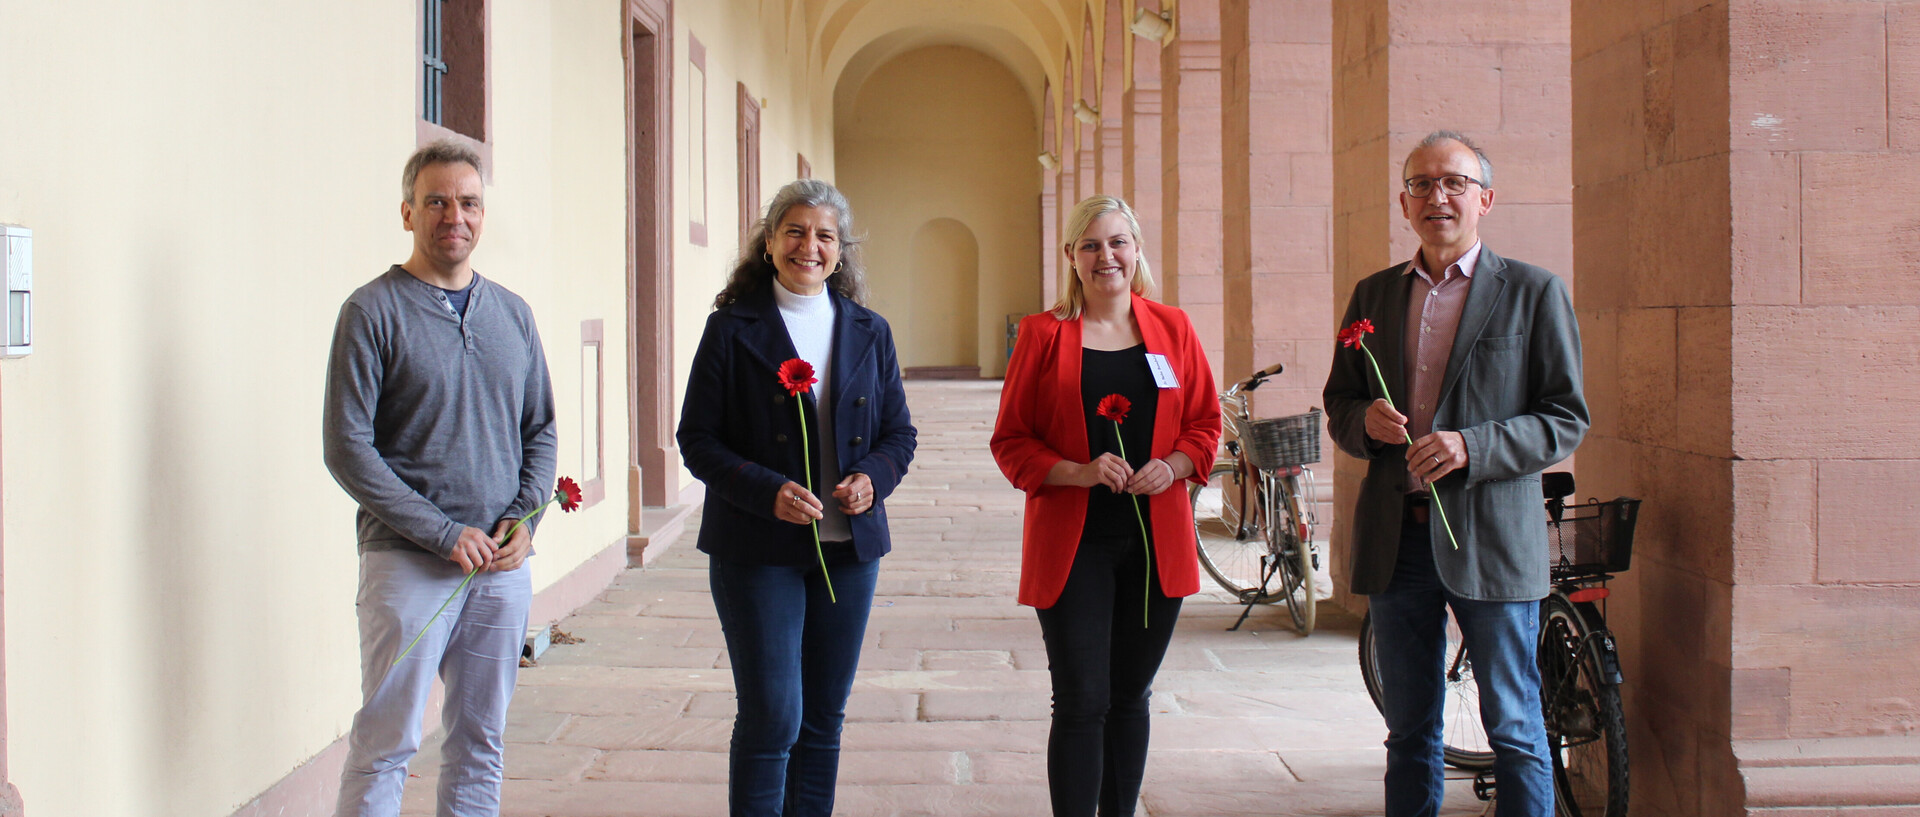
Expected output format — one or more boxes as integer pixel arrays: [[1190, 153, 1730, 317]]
[[0, 0, 631, 813], [835, 46, 1042, 378], [670, 0, 838, 490]]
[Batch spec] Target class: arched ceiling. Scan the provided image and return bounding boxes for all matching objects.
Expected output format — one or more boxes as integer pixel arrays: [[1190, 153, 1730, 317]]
[[793, 0, 1139, 144]]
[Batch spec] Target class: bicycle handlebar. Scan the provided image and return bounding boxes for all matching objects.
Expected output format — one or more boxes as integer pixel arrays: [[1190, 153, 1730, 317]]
[[1226, 362, 1287, 397]]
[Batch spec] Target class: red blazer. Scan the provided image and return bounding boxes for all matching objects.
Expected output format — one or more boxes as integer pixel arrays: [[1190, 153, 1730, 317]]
[[991, 294, 1222, 608]]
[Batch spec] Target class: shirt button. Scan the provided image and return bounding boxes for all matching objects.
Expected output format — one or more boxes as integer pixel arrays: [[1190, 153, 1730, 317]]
[[1420, 365, 1428, 372]]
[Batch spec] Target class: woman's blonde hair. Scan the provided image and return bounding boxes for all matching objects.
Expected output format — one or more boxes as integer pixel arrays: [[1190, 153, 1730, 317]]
[[1049, 194, 1156, 320]]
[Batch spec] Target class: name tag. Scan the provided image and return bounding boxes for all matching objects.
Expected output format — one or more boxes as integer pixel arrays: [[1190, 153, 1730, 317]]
[[1145, 353, 1180, 389]]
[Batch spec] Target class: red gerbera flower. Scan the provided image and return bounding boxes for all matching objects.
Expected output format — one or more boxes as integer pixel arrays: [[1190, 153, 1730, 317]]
[[777, 358, 817, 396], [556, 476, 584, 512], [1096, 393, 1131, 424], [1338, 318, 1376, 349]]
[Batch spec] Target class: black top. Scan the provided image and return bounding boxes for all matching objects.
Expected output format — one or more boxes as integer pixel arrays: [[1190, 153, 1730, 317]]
[[1080, 343, 1159, 539]]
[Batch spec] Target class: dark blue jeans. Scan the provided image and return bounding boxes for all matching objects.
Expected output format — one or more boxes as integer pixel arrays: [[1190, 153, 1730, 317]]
[[1034, 533, 1183, 817], [1368, 516, 1553, 817], [709, 552, 880, 817]]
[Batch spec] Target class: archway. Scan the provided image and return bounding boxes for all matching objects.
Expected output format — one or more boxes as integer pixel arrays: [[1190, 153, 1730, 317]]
[[834, 44, 1042, 377], [905, 218, 981, 370]]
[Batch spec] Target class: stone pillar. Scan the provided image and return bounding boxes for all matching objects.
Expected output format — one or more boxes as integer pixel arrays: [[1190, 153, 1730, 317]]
[[1097, 0, 1125, 198], [1041, 84, 1062, 310], [1076, 23, 1099, 207], [1051, 161, 1072, 308], [1329, 0, 1570, 605], [1220, 0, 1332, 417], [1574, 2, 1920, 813], [1159, 0, 1223, 378], [1124, 1, 1164, 295]]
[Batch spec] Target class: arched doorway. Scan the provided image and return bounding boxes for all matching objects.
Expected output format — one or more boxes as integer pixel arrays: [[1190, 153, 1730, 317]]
[[905, 218, 981, 371], [834, 44, 1041, 378]]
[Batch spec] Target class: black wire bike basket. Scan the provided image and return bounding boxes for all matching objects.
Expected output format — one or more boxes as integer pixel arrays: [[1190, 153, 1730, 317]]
[[1546, 497, 1640, 579], [1238, 408, 1322, 471]]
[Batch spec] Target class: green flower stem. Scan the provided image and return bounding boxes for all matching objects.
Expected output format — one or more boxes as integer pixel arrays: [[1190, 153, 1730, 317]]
[[393, 493, 565, 666], [1356, 339, 1461, 550], [797, 396, 837, 603], [1113, 422, 1152, 629]]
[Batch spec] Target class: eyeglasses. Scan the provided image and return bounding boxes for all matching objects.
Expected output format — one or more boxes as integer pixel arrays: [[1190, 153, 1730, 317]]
[[1404, 174, 1487, 198]]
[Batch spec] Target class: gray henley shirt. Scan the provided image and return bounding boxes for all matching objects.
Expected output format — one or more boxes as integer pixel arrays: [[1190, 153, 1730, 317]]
[[323, 266, 558, 557]]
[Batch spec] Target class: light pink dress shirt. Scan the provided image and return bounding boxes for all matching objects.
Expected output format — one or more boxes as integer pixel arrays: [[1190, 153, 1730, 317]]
[[1402, 241, 1481, 491]]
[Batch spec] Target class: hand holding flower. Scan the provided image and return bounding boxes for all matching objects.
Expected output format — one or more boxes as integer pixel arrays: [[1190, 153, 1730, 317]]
[[1339, 319, 1461, 550], [776, 357, 836, 602], [1081, 452, 1134, 491], [488, 517, 533, 572], [393, 476, 583, 666], [1123, 454, 1189, 496], [449, 526, 500, 573], [774, 480, 826, 524], [1365, 398, 1410, 446]]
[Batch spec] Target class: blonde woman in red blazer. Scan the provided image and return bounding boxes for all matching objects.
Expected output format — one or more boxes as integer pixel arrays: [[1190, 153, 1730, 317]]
[[991, 195, 1220, 816]]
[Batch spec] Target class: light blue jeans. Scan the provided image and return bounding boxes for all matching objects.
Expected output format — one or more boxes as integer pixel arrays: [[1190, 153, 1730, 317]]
[[334, 549, 532, 817], [1368, 516, 1553, 817]]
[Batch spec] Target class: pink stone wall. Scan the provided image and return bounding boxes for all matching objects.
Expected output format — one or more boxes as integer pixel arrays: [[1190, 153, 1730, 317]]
[[1125, 7, 1165, 308], [1098, 0, 1125, 198], [1575, 0, 1920, 813], [1160, 0, 1225, 374], [1220, 0, 1333, 420]]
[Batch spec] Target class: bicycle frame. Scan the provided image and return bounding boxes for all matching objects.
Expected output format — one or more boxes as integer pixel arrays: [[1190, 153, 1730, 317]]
[[1199, 365, 1320, 633]]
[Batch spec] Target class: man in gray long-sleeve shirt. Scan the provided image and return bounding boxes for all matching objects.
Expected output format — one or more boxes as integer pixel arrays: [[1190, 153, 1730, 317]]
[[323, 140, 557, 817]]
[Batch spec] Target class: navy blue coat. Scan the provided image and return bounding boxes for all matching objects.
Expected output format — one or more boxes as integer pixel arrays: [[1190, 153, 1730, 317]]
[[677, 286, 917, 565]]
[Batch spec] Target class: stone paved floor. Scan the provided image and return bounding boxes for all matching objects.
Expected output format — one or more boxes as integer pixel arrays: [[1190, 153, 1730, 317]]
[[404, 380, 1488, 816]]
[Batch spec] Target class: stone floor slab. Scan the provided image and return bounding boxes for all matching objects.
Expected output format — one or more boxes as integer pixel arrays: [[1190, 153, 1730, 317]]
[[398, 381, 1496, 816]]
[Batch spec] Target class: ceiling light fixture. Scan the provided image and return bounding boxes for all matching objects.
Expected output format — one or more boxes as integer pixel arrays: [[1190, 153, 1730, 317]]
[[1131, 8, 1172, 42]]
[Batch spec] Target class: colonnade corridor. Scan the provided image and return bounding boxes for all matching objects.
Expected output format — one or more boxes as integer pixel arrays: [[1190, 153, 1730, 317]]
[[400, 381, 1481, 816]]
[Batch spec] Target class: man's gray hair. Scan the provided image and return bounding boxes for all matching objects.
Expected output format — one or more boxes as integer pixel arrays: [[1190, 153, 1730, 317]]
[[1406, 130, 1494, 189], [402, 140, 485, 204]]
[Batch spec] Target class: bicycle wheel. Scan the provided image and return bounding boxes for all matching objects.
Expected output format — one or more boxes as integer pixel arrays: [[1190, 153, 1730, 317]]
[[1191, 459, 1283, 603], [1540, 594, 1629, 817], [1271, 473, 1315, 634], [1358, 609, 1496, 770]]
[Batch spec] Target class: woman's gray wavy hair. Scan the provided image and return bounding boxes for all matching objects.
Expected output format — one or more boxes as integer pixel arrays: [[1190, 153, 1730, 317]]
[[714, 179, 869, 308]]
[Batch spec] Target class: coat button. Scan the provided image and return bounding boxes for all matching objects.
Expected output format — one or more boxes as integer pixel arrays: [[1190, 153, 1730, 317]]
[[850, 436, 864, 446], [776, 433, 788, 443], [854, 396, 867, 407], [774, 394, 786, 405]]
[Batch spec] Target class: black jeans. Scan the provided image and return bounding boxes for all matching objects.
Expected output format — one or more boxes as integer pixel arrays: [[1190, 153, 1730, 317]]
[[1034, 533, 1183, 816]]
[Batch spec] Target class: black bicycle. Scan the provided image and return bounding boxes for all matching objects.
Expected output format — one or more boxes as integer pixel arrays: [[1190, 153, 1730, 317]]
[[1358, 473, 1638, 816]]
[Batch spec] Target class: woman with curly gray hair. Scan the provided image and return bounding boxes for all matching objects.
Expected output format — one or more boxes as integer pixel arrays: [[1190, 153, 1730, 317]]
[[678, 178, 917, 816]]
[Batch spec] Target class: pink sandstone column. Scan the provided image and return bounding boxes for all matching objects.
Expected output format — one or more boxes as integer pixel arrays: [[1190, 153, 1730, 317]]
[[1041, 83, 1061, 309], [1158, 0, 1224, 378], [1574, 2, 1920, 813], [1097, 0, 1125, 198], [1075, 22, 1099, 207], [1329, 0, 1570, 606], [1124, 2, 1164, 302], [1220, 0, 1333, 419]]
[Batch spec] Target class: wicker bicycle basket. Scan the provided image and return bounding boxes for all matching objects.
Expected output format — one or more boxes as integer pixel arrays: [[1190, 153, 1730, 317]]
[[1546, 497, 1641, 579], [1237, 408, 1322, 471]]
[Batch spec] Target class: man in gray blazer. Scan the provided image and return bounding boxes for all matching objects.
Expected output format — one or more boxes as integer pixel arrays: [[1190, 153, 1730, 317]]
[[1324, 131, 1588, 816]]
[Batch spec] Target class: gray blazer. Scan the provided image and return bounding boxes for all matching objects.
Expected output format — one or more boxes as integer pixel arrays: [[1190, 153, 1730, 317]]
[[1323, 248, 1589, 602]]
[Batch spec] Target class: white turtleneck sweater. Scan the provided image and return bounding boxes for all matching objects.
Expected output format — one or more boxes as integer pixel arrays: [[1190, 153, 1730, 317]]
[[773, 279, 851, 540]]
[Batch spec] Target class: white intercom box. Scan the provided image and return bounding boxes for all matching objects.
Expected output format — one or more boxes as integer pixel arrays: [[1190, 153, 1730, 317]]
[[0, 226, 30, 358]]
